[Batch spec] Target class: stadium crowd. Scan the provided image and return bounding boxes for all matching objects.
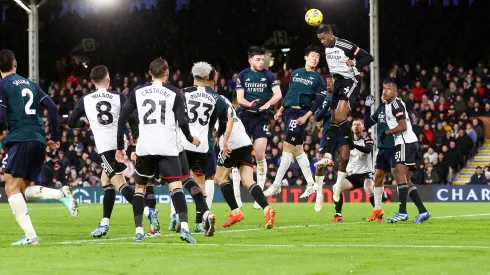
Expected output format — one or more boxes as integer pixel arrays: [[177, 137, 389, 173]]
[[1, 60, 488, 188]]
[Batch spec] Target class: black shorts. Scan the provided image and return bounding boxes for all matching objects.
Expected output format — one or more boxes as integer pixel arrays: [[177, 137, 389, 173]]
[[179, 151, 191, 178], [185, 150, 208, 176], [205, 150, 217, 178], [239, 109, 271, 142], [217, 145, 254, 169], [318, 127, 348, 154], [100, 150, 127, 179], [375, 148, 396, 171], [2, 141, 45, 182], [284, 108, 308, 145], [345, 172, 374, 190], [332, 75, 361, 110], [135, 155, 182, 184], [395, 142, 419, 171]]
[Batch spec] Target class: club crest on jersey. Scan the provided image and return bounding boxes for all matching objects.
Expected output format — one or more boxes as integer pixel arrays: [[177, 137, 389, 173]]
[[260, 78, 266, 81]]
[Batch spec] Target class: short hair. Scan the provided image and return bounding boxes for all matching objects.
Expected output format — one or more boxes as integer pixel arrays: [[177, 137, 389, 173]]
[[316, 24, 332, 34], [208, 66, 217, 81], [148, 58, 169, 78], [247, 46, 266, 58], [304, 45, 322, 56], [353, 118, 364, 125], [191, 62, 212, 80], [90, 65, 109, 84], [383, 81, 398, 91], [0, 49, 15, 73]]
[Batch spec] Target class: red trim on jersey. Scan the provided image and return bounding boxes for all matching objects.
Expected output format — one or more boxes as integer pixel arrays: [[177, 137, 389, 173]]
[[161, 175, 182, 179], [395, 112, 404, 117], [240, 162, 254, 168], [353, 47, 360, 56]]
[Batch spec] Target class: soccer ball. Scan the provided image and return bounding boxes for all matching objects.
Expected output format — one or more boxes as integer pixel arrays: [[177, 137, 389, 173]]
[[305, 9, 323, 27]]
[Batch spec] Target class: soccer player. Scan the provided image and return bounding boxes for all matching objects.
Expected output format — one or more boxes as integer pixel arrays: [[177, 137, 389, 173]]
[[315, 24, 374, 202], [67, 65, 161, 238], [380, 82, 430, 224], [263, 45, 326, 197], [328, 119, 378, 222], [236, 46, 282, 206], [116, 58, 200, 242], [216, 95, 277, 229], [0, 49, 77, 245]]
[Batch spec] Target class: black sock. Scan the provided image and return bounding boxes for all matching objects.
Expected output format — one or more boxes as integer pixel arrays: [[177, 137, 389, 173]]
[[339, 120, 354, 149], [398, 183, 408, 214], [183, 178, 208, 223], [220, 182, 239, 210], [132, 192, 145, 228], [369, 194, 375, 207], [103, 184, 116, 219], [145, 185, 156, 209], [334, 193, 343, 214], [249, 183, 269, 209], [171, 188, 188, 223], [119, 183, 134, 204], [326, 124, 340, 154], [408, 186, 428, 213]]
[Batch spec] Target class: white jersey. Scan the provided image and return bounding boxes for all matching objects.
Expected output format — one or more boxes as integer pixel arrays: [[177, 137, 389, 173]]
[[385, 98, 418, 145], [216, 96, 252, 150], [77, 88, 123, 154], [181, 86, 217, 153], [325, 37, 360, 79], [131, 82, 181, 156], [347, 136, 374, 176]]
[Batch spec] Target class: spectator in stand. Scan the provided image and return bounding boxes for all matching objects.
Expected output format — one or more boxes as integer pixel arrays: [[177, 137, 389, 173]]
[[66, 71, 79, 87], [411, 80, 425, 101], [423, 147, 438, 163], [469, 166, 486, 185], [422, 124, 434, 144], [467, 101, 483, 117], [484, 103, 490, 116], [465, 123, 478, 145], [424, 164, 440, 184], [217, 77, 232, 102], [435, 154, 449, 184]]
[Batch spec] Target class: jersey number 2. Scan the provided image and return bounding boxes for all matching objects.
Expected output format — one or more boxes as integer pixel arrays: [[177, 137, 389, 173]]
[[22, 89, 36, 115], [142, 99, 166, 125]]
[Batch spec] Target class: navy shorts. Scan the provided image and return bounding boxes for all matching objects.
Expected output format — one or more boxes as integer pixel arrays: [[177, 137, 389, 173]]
[[284, 108, 308, 145], [375, 148, 396, 171], [239, 109, 270, 142], [319, 128, 348, 154], [206, 150, 217, 178], [2, 141, 46, 182]]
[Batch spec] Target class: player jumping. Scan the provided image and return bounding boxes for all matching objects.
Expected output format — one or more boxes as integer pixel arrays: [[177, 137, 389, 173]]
[[263, 45, 326, 198], [117, 58, 200, 242], [236, 46, 282, 208], [315, 24, 374, 203], [0, 49, 77, 245]]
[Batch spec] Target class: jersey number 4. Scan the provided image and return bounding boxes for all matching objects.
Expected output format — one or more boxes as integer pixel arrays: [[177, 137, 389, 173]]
[[22, 89, 36, 115], [188, 100, 213, 126]]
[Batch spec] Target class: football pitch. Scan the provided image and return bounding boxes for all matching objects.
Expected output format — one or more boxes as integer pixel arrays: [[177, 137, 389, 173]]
[[0, 202, 489, 275]]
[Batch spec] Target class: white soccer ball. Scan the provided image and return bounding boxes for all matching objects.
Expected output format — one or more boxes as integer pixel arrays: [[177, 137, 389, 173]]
[[305, 9, 323, 27]]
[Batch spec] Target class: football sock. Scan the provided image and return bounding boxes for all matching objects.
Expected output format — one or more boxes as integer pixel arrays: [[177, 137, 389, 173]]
[[369, 193, 375, 207], [408, 185, 428, 213], [171, 188, 188, 225], [256, 159, 267, 189], [220, 182, 239, 212], [232, 168, 242, 207], [336, 171, 347, 187], [398, 183, 408, 214], [103, 184, 116, 219], [334, 193, 343, 214], [24, 186, 61, 200], [144, 185, 156, 209], [315, 176, 325, 190], [205, 179, 215, 209], [119, 183, 134, 204], [374, 187, 384, 210], [296, 152, 315, 186], [183, 178, 208, 223], [132, 192, 145, 228], [272, 152, 293, 186], [170, 200, 176, 217], [249, 183, 269, 209], [9, 193, 37, 239]]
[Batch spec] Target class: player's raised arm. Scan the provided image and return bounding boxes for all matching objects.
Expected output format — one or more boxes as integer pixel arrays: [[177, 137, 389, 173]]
[[342, 41, 374, 70], [38, 86, 60, 142], [363, 97, 378, 130], [117, 88, 137, 151], [67, 95, 87, 129]]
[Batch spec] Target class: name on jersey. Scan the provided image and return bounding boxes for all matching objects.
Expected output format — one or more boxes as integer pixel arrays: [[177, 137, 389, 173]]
[[141, 87, 171, 97], [92, 93, 113, 100], [292, 76, 313, 86], [326, 54, 342, 61], [245, 82, 268, 93], [12, 79, 30, 86], [190, 92, 214, 102]]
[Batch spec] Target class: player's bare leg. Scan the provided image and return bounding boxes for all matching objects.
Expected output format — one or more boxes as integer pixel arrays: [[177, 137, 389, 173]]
[[367, 169, 386, 221], [24, 183, 78, 217], [253, 137, 268, 209], [5, 174, 39, 245]]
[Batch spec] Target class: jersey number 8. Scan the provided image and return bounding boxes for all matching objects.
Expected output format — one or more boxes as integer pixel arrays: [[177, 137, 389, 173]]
[[96, 101, 113, 125]]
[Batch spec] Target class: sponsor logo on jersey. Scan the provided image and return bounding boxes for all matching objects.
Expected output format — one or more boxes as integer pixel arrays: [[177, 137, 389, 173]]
[[292, 76, 313, 85], [245, 82, 268, 93]]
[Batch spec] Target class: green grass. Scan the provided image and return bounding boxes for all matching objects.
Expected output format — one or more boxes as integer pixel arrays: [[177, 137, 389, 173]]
[[0, 202, 489, 275]]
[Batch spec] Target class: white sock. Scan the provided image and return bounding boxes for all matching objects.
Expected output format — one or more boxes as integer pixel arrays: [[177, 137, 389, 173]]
[[143, 206, 150, 218], [256, 159, 268, 189], [136, 226, 144, 235], [203, 210, 210, 221], [180, 221, 189, 232], [296, 152, 315, 186], [100, 217, 110, 226], [315, 176, 325, 190], [205, 180, 215, 209], [9, 193, 37, 239], [232, 168, 242, 206], [170, 200, 175, 217], [272, 152, 293, 187], [336, 171, 347, 186], [25, 186, 62, 201], [263, 205, 270, 216], [374, 187, 383, 210]]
